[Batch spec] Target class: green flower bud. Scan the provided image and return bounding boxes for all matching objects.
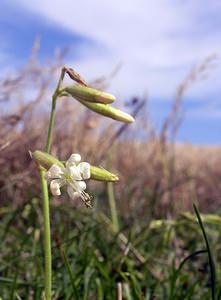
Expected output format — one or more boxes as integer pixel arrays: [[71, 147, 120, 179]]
[[63, 85, 116, 104], [90, 166, 119, 182], [31, 150, 64, 169], [75, 98, 135, 123], [31, 151, 119, 182]]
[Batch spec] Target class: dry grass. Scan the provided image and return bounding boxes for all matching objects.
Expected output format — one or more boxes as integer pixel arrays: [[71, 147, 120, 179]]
[[0, 47, 220, 220]]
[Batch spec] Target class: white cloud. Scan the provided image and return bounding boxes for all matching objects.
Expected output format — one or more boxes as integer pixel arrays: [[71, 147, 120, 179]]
[[12, 0, 221, 103]]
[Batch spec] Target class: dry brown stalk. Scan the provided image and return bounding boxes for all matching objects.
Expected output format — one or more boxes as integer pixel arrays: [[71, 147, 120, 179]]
[[0, 47, 220, 219]]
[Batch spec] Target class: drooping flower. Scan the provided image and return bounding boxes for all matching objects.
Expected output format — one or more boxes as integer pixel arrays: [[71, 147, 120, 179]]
[[45, 153, 92, 208], [32, 150, 119, 182]]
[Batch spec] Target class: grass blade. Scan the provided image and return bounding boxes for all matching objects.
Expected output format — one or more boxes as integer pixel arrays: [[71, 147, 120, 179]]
[[62, 247, 80, 300], [169, 250, 207, 300], [193, 203, 216, 300], [9, 268, 18, 300]]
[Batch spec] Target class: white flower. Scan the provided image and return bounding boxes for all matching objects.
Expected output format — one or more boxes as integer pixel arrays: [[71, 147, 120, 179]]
[[45, 153, 92, 207]]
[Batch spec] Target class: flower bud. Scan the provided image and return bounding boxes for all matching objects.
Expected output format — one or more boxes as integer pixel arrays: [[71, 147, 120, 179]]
[[63, 85, 116, 104], [31, 150, 64, 169], [75, 98, 135, 123], [31, 151, 119, 182], [90, 166, 119, 182]]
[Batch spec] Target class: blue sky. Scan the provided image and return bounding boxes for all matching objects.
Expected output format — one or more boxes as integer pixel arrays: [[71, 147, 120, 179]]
[[1, 0, 221, 144]]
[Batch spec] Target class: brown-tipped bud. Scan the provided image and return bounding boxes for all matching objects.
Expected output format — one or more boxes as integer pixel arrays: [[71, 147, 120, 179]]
[[32, 150, 64, 169], [63, 85, 116, 104], [75, 98, 135, 123], [90, 166, 119, 182]]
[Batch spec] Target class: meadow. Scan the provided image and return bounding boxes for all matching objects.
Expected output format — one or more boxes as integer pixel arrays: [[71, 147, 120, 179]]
[[0, 48, 221, 299]]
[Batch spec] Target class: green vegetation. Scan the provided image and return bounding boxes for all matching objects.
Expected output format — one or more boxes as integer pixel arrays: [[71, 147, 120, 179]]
[[1, 52, 221, 299], [1, 198, 221, 299]]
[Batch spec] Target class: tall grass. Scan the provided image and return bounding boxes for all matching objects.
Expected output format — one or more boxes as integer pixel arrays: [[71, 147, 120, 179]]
[[0, 44, 221, 298], [1, 200, 221, 298], [0, 48, 220, 216]]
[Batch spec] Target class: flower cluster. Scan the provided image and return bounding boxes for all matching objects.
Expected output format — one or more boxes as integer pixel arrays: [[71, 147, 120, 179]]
[[45, 153, 92, 208]]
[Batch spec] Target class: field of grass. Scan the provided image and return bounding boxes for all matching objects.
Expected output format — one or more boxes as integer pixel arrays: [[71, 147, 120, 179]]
[[1, 199, 221, 299], [0, 50, 221, 299]]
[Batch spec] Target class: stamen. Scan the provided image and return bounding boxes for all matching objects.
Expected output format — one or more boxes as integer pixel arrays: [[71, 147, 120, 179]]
[[80, 191, 93, 208]]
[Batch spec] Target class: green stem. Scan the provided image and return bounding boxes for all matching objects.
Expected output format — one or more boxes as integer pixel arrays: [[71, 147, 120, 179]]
[[107, 150, 119, 232], [45, 67, 65, 153], [107, 182, 119, 232], [40, 67, 66, 299], [39, 167, 51, 300], [45, 95, 57, 153]]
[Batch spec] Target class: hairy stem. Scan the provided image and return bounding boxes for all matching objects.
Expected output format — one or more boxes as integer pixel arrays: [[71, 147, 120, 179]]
[[45, 67, 65, 153], [40, 167, 51, 300], [45, 95, 57, 153], [41, 67, 65, 299]]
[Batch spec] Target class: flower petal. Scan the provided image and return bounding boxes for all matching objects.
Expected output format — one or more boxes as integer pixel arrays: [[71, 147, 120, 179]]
[[45, 164, 64, 181], [50, 179, 65, 196], [66, 153, 81, 167], [75, 180, 87, 192], [69, 180, 86, 193], [67, 185, 80, 200], [78, 162, 91, 180], [68, 165, 82, 180]]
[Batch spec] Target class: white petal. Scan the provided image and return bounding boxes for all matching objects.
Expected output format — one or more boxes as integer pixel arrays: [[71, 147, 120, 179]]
[[67, 185, 80, 200], [49, 165, 63, 175], [67, 165, 82, 180], [78, 162, 91, 180], [50, 179, 64, 196], [45, 165, 64, 181], [54, 178, 66, 187], [75, 181, 87, 192], [66, 153, 81, 167], [51, 187, 61, 196], [69, 180, 86, 193]]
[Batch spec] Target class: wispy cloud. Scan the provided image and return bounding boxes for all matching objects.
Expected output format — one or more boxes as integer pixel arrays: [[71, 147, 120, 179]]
[[13, 0, 221, 99], [1, 0, 221, 144]]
